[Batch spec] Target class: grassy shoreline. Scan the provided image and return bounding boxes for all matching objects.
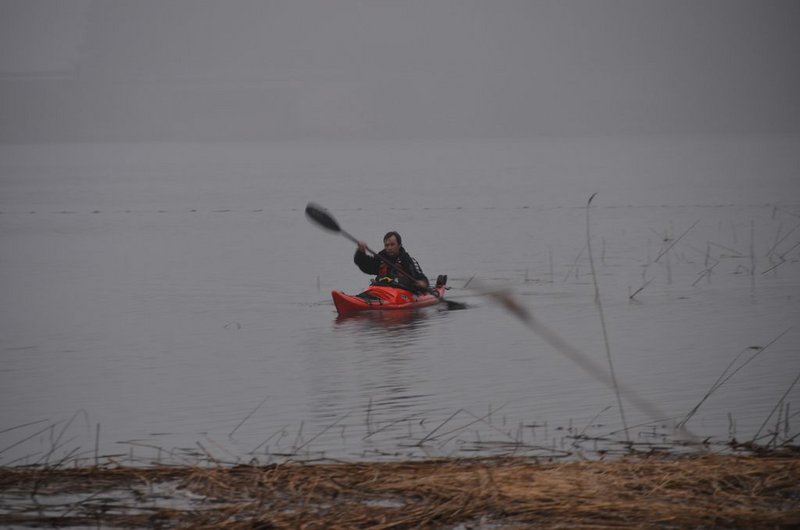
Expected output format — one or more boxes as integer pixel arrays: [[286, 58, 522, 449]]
[[2, 449, 799, 529]]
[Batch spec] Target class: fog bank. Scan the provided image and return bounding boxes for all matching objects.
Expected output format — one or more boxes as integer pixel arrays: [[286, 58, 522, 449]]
[[2, 0, 799, 142]]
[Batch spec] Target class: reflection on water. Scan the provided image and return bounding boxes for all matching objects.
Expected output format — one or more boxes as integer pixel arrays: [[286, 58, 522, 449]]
[[336, 308, 432, 334], [331, 307, 442, 412]]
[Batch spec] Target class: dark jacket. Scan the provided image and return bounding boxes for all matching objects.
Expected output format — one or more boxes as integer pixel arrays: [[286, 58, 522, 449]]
[[354, 247, 429, 290]]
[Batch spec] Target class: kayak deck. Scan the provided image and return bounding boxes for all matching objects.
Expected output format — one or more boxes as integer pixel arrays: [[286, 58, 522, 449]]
[[332, 284, 446, 314]]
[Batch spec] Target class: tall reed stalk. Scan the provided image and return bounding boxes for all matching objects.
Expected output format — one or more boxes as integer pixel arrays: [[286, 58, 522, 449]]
[[585, 193, 629, 442], [753, 369, 800, 444], [679, 327, 792, 429]]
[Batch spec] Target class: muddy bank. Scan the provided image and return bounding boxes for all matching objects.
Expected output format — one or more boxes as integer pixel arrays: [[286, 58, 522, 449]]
[[2, 451, 799, 529]]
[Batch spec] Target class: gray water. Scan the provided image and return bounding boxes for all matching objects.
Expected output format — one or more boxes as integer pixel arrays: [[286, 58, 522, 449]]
[[2, 136, 799, 465]]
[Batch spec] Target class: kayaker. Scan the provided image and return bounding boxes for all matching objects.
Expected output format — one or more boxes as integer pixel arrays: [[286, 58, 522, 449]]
[[354, 231, 429, 291]]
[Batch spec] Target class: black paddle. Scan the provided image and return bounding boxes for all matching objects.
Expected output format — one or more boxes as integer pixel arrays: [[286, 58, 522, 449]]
[[305, 202, 467, 310]]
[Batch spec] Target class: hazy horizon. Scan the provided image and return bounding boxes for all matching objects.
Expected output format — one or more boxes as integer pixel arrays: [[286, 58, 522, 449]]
[[1, 0, 799, 142]]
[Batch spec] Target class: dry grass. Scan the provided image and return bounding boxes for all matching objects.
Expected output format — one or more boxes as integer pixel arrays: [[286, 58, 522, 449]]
[[2, 451, 799, 529]]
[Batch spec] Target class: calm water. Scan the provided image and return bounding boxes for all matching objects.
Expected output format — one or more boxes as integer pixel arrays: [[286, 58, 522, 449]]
[[1, 137, 799, 464]]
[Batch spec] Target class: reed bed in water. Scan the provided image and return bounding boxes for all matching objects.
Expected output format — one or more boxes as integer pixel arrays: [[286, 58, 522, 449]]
[[2, 451, 799, 528]]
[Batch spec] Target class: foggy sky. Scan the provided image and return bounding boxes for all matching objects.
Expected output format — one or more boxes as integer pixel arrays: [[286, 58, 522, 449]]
[[1, 0, 799, 142]]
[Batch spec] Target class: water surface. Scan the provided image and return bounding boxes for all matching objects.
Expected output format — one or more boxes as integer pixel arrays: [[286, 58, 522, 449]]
[[1, 137, 799, 464]]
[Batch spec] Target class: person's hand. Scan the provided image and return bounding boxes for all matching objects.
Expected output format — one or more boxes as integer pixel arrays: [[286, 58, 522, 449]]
[[357, 241, 368, 253]]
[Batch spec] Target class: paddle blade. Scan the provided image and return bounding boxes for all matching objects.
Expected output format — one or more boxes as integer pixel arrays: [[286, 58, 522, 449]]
[[305, 202, 341, 233], [443, 299, 468, 310]]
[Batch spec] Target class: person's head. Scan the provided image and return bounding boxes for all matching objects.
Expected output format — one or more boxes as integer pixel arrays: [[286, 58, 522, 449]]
[[383, 231, 402, 257]]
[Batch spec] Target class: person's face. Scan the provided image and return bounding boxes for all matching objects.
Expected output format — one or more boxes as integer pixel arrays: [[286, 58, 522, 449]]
[[383, 235, 400, 257]]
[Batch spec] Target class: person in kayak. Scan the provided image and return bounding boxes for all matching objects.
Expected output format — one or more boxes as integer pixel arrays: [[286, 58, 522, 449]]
[[354, 231, 429, 291]]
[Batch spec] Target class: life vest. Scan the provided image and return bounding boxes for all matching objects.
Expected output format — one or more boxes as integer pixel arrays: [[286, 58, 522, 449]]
[[378, 259, 402, 278]]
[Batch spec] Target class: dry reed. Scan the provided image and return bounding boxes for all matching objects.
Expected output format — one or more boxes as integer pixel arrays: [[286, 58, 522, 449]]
[[2, 452, 798, 528], [585, 193, 628, 441]]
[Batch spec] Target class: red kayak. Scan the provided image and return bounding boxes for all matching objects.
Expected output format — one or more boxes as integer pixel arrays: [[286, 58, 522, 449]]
[[332, 283, 446, 314]]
